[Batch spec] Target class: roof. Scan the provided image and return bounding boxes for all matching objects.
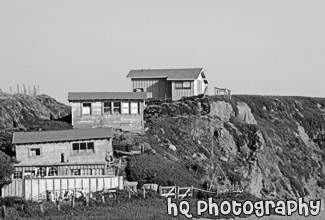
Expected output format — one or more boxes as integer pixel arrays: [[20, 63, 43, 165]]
[[126, 68, 206, 81], [13, 128, 113, 145], [14, 161, 106, 167], [68, 92, 147, 101]]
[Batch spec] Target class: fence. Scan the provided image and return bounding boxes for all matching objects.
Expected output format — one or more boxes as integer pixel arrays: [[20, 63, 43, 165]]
[[158, 185, 244, 199], [1, 176, 123, 201], [159, 186, 196, 198]]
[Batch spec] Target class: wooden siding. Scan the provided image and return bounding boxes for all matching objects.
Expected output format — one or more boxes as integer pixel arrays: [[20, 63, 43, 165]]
[[71, 101, 145, 133], [15, 139, 112, 165], [171, 81, 195, 100], [1, 176, 123, 201], [131, 78, 172, 99]]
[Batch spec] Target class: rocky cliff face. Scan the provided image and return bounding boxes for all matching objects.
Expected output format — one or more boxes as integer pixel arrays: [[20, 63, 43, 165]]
[[0, 93, 70, 131], [138, 95, 325, 200]]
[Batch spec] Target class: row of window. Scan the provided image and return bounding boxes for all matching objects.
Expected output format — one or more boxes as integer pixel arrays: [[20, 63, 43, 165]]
[[14, 167, 58, 179], [72, 142, 94, 154], [82, 101, 141, 115], [14, 167, 114, 179], [28, 142, 95, 158], [175, 81, 191, 89]]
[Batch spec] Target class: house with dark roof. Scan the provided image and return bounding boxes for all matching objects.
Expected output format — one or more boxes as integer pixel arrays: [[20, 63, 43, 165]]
[[126, 68, 208, 100], [12, 128, 115, 179], [68, 92, 147, 133]]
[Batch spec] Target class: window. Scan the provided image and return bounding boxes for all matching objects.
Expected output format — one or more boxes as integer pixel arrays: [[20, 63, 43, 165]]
[[30, 148, 41, 157], [81, 169, 92, 175], [183, 81, 191, 89], [122, 102, 130, 114], [72, 142, 95, 154], [48, 167, 58, 176], [175, 81, 183, 89], [131, 102, 139, 114], [82, 103, 91, 115], [24, 170, 35, 178], [103, 102, 112, 114], [36, 167, 46, 177], [13, 171, 22, 179], [113, 102, 121, 114], [71, 169, 81, 176], [175, 81, 191, 89]]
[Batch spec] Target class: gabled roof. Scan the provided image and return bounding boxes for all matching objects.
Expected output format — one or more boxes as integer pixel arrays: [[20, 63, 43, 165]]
[[13, 128, 113, 145], [126, 68, 206, 81], [68, 92, 147, 101]]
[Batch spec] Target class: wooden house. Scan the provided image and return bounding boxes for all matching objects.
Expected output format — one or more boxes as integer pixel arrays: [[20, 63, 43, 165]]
[[12, 128, 115, 179], [68, 92, 147, 133], [126, 68, 208, 100]]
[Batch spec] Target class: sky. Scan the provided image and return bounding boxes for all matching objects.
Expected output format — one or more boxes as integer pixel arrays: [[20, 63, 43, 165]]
[[0, 0, 324, 104]]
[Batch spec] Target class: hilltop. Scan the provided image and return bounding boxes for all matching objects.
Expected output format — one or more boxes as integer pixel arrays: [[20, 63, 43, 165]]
[[0, 93, 72, 154], [1, 92, 325, 200], [125, 94, 325, 200]]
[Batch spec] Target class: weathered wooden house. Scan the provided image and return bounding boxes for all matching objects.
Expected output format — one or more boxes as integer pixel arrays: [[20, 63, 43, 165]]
[[126, 68, 208, 100], [12, 128, 115, 179], [68, 92, 147, 133], [1, 128, 124, 200]]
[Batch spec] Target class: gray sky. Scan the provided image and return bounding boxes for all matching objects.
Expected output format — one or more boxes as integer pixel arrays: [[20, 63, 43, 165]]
[[1, 0, 324, 103]]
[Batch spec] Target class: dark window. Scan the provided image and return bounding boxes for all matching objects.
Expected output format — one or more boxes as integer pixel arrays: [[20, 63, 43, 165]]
[[37, 167, 46, 177], [72, 143, 79, 153], [30, 148, 41, 157], [71, 169, 81, 176], [103, 102, 112, 114], [48, 167, 58, 176], [113, 102, 121, 114], [87, 142, 94, 153], [80, 143, 87, 152], [13, 171, 22, 179], [72, 142, 95, 154]]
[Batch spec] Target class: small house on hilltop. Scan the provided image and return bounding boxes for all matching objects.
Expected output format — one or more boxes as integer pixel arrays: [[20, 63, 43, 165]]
[[126, 68, 208, 100], [12, 128, 115, 179], [68, 92, 147, 133]]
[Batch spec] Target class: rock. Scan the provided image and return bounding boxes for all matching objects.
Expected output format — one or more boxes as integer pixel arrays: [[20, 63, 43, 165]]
[[236, 102, 257, 124], [141, 142, 152, 151], [209, 101, 235, 122], [144, 127, 149, 132], [220, 156, 228, 162], [168, 144, 177, 151], [192, 153, 207, 161], [165, 153, 179, 161], [153, 135, 161, 143], [160, 128, 165, 135]]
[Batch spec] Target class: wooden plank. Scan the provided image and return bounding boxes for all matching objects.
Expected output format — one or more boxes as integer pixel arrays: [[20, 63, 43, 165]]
[[82, 178, 89, 191], [104, 177, 110, 189], [97, 177, 104, 191], [90, 178, 96, 192]]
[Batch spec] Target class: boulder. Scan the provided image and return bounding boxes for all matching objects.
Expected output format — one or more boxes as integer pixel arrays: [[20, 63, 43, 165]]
[[236, 102, 257, 124], [168, 144, 177, 151], [209, 101, 235, 122]]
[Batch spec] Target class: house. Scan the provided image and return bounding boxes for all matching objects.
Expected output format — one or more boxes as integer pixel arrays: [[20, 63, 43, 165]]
[[68, 92, 147, 133], [126, 68, 208, 100], [12, 128, 115, 179]]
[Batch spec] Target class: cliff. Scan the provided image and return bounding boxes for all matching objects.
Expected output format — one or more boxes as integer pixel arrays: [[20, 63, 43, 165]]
[[127, 95, 325, 200]]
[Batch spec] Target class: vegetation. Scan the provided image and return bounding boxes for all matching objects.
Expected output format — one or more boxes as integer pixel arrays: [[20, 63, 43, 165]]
[[0, 151, 14, 188]]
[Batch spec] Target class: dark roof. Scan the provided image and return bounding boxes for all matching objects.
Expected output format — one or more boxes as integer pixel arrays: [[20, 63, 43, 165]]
[[13, 128, 113, 145], [126, 68, 206, 80], [68, 92, 147, 101]]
